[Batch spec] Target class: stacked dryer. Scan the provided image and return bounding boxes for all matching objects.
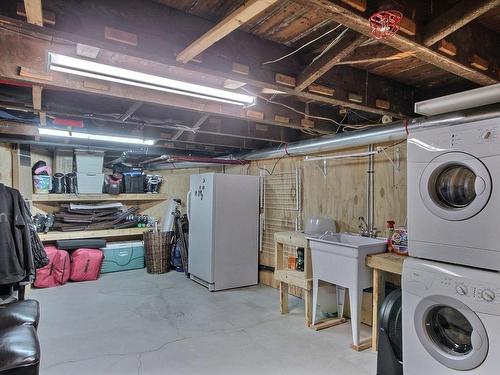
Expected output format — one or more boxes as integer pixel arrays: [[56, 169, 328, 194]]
[[404, 117, 500, 374]]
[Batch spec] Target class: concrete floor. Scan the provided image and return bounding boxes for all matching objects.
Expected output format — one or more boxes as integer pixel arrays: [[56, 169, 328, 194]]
[[32, 270, 376, 375]]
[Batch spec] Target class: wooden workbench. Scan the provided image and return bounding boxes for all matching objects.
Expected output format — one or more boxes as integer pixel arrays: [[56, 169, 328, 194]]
[[366, 252, 406, 351], [274, 231, 313, 327]]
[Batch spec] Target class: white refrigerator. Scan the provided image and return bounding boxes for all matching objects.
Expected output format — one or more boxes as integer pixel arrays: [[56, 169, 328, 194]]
[[187, 173, 259, 291]]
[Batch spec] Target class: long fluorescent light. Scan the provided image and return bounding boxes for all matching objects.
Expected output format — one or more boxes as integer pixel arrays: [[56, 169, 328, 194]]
[[48, 53, 255, 106], [38, 127, 155, 145], [414, 83, 500, 116]]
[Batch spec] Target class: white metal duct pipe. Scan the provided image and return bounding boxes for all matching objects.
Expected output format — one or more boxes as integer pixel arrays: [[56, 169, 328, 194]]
[[237, 104, 500, 161]]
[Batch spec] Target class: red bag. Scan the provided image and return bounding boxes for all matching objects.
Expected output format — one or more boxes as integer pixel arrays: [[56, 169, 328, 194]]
[[34, 246, 70, 288], [70, 248, 104, 282]]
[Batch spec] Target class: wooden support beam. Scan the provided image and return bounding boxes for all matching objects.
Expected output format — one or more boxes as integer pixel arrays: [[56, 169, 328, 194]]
[[423, 0, 500, 47], [31, 84, 47, 126], [0, 30, 333, 132], [23, 0, 43, 26], [32, 85, 42, 111], [307, 0, 498, 86], [104, 26, 138, 46], [176, 0, 278, 64], [17, 2, 54, 26], [171, 113, 209, 141], [295, 31, 367, 92], [119, 102, 142, 122], [0, 14, 409, 118]]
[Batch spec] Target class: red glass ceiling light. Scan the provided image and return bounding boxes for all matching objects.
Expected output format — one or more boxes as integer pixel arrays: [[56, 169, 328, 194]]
[[369, 10, 403, 39]]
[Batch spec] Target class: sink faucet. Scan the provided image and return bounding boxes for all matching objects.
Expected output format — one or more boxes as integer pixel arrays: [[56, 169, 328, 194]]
[[358, 216, 378, 238], [359, 216, 369, 237]]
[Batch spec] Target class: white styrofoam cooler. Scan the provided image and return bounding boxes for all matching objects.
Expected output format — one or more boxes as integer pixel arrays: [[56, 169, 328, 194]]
[[77, 173, 104, 193]]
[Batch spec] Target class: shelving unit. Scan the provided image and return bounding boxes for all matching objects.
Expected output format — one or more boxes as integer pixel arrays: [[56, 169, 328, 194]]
[[38, 227, 152, 242], [274, 231, 313, 327], [33, 194, 168, 242], [32, 193, 168, 202]]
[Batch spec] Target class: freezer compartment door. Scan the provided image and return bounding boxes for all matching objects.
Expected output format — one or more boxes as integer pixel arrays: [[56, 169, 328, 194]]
[[188, 174, 215, 283]]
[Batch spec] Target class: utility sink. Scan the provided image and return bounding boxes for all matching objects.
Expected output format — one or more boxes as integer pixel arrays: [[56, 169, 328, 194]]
[[309, 233, 386, 257], [307, 233, 386, 347]]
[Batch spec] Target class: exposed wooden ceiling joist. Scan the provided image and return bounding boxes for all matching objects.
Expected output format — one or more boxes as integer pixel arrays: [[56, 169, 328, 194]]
[[23, 0, 43, 26], [176, 0, 279, 64], [0, 27, 336, 133], [423, 0, 500, 47], [171, 113, 209, 141], [119, 102, 142, 122], [0, 6, 410, 118], [295, 30, 367, 92], [306, 0, 498, 86]]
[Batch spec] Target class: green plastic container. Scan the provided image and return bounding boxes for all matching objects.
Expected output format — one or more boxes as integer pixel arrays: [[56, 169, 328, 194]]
[[101, 241, 145, 273]]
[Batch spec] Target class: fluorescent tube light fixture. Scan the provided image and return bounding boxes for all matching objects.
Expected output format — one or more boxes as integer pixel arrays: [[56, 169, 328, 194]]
[[38, 127, 155, 145], [48, 53, 255, 106]]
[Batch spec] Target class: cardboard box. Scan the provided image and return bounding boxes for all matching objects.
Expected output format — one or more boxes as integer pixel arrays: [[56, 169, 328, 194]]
[[54, 150, 74, 174]]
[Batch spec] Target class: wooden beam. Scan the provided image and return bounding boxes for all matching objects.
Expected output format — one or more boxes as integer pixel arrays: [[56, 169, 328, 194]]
[[0, 29, 334, 132], [171, 113, 209, 141], [176, 0, 278, 64], [0, 13, 410, 118], [23, 0, 43, 26], [423, 0, 500, 47], [32, 85, 42, 111], [306, 0, 498, 86], [295, 30, 367, 92], [119, 102, 142, 122], [0, 121, 39, 136], [17, 2, 55, 26]]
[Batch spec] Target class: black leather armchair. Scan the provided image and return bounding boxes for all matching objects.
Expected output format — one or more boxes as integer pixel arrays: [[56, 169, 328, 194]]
[[0, 300, 41, 375]]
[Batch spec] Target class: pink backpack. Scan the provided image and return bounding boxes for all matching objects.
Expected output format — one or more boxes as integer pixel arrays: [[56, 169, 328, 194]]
[[34, 246, 71, 288], [70, 248, 104, 282]]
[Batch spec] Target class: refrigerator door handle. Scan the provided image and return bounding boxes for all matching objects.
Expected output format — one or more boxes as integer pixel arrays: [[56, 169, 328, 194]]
[[186, 190, 192, 222]]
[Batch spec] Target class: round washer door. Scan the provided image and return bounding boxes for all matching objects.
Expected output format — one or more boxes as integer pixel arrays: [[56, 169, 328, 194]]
[[419, 152, 492, 221], [414, 295, 489, 371]]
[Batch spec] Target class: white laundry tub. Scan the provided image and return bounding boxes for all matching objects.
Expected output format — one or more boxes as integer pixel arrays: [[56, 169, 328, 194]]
[[307, 233, 387, 346]]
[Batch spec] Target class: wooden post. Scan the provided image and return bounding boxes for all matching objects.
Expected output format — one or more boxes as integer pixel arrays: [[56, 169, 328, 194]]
[[371, 268, 386, 351], [280, 281, 289, 314]]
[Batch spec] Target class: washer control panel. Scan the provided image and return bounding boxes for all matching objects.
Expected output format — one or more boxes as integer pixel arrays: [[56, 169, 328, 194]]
[[439, 277, 500, 304]]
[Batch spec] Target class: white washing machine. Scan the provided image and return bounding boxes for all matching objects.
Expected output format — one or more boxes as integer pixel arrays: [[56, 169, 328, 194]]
[[407, 117, 500, 270], [403, 257, 500, 374]]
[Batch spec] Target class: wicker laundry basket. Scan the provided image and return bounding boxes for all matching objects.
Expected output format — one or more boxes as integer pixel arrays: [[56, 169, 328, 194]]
[[144, 231, 171, 274]]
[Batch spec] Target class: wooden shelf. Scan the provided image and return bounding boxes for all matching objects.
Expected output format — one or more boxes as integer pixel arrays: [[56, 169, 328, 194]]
[[38, 227, 151, 242], [32, 193, 168, 203]]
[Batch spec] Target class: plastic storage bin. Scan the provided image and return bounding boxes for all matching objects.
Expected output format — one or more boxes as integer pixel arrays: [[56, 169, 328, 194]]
[[101, 241, 145, 273], [75, 150, 104, 173], [77, 173, 104, 193]]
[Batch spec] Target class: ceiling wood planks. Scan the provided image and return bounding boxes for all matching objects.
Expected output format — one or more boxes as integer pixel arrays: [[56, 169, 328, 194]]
[[295, 30, 367, 92], [0, 12, 410, 118], [423, 0, 500, 47], [176, 0, 279, 64], [306, 0, 498, 86]]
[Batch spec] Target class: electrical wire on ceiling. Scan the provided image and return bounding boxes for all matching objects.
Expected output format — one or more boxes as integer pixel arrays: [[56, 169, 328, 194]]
[[309, 27, 349, 66], [262, 24, 343, 65], [241, 87, 383, 134]]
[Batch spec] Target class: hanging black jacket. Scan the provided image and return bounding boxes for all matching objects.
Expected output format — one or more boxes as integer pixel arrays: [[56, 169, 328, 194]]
[[0, 184, 35, 284]]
